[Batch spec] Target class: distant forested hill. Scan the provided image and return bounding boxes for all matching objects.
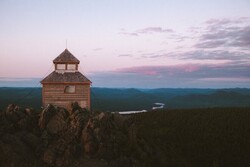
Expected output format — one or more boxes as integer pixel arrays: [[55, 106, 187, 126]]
[[91, 88, 250, 111], [0, 87, 42, 110], [0, 87, 250, 111]]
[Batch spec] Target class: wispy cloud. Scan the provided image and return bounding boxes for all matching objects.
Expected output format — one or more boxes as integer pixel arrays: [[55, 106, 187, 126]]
[[195, 40, 227, 48], [119, 32, 138, 36], [137, 50, 250, 62], [93, 48, 103, 51], [205, 17, 249, 27], [118, 54, 133, 57], [136, 27, 174, 34], [195, 17, 250, 48], [116, 64, 201, 75], [119, 27, 174, 36], [178, 50, 250, 61]]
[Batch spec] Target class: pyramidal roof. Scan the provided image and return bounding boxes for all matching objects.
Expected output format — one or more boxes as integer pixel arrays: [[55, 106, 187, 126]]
[[53, 49, 80, 63], [41, 71, 91, 83]]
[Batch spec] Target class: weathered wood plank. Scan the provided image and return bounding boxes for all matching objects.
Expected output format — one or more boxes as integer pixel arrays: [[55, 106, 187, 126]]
[[42, 83, 91, 110]]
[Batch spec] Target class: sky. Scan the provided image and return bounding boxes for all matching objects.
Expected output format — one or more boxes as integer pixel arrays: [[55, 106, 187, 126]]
[[0, 0, 250, 88]]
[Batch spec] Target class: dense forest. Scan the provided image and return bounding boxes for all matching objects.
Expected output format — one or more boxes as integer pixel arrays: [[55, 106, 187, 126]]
[[132, 108, 250, 167]]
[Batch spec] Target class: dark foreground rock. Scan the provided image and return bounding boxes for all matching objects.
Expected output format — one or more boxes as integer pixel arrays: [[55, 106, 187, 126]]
[[0, 103, 150, 167]]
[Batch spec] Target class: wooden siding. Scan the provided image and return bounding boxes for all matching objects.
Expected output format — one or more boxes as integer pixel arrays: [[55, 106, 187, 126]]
[[42, 84, 90, 110]]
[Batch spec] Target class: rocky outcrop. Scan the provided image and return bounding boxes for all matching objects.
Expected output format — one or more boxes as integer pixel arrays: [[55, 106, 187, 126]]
[[0, 103, 150, 167], [0, 104, 41, 167]]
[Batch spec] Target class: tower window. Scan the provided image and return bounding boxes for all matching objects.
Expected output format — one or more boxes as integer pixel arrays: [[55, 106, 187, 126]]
[[57, 64, 66, 70], [64, 85, 75, 93], [67, 64, 76, 70]]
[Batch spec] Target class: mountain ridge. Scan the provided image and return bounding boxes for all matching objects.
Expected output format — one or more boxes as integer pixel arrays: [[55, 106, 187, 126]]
[[1, 87, 250, 111]]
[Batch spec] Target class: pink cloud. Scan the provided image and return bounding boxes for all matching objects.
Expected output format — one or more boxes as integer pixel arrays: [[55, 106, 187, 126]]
[[174, 64, 200, 72], [117, 66, 160, 75], [116, 64, 201, 76]]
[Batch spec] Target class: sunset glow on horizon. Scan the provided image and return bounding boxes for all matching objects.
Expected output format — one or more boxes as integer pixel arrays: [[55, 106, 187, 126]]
[[0, 0, 250, 88]]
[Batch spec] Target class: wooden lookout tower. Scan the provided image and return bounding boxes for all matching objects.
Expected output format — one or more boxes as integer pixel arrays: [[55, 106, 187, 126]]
[[41, 49, 91, 110]]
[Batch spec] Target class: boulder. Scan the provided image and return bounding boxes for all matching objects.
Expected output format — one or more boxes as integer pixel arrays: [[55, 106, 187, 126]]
[[39, 105, 68, 135], [39, 104, 57, 130]]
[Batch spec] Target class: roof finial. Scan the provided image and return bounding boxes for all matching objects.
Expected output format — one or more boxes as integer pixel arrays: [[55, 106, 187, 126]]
[[66, 39, 68, 49]]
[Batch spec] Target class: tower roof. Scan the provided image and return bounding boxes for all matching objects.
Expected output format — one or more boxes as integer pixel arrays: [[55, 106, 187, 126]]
[[41, 71, 91, 83], [53, 49, 80, 63]]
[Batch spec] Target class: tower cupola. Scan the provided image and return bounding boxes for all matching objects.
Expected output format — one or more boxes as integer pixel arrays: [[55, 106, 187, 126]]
[[53, 49, 80, 73]]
